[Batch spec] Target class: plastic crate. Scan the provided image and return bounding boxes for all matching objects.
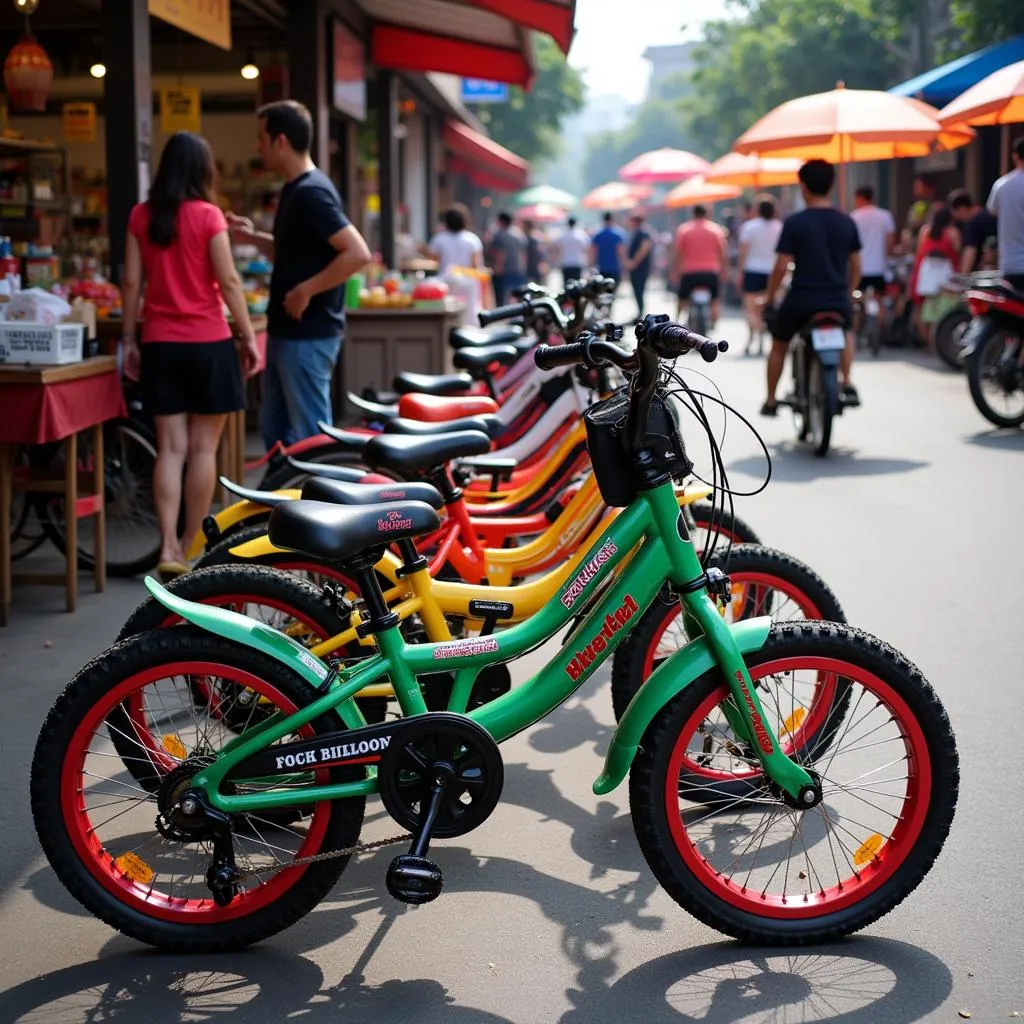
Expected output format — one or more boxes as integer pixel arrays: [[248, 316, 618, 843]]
[[0, 322, 85, 364]]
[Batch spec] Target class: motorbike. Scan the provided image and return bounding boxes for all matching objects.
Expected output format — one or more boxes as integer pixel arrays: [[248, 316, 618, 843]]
[[960, 278, 1024, 428]]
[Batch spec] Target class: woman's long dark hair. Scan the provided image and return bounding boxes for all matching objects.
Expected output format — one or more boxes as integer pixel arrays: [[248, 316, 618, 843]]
[[927, 205, 953, 243], [147, 132, 217, 248]]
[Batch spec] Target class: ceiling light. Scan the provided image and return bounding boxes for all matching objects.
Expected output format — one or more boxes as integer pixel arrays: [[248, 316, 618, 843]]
[[240, 63, 260, 81], [89, 63, 106, 79]]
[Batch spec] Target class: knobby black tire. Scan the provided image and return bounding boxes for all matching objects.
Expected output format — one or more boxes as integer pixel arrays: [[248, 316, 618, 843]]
[[31, 627, 366, 952], [628, 620, 958, 944], [966, 326, 1024, 429], [688, 501, 762, 546], [610, 544, 846, 723]]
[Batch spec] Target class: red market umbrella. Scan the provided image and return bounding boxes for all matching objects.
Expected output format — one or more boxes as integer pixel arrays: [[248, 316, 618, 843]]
[[580, 181, 652, 211], [516, 202, 568, 223], [618, 147, 711, 184]]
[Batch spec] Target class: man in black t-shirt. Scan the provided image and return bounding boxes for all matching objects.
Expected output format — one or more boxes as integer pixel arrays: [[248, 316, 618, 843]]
[[761, 159, 862, 416], [228, 101, 371, 449], [626, 213, 655, 320]]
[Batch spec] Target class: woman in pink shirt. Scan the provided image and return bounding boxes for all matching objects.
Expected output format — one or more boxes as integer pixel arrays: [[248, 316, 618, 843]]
[[121, 132, 259, 577]]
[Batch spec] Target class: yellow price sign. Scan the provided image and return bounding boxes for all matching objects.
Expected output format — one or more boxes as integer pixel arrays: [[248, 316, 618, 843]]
[[62, 102, 96, 144], [160, 87, 202, 134]]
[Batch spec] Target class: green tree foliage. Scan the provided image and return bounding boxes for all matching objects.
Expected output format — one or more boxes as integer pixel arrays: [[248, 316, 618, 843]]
[[468, 35, 586, 165], [951, 0, 1024, 46], [683, 0, 904, 158], [583, 73, 696, 189]]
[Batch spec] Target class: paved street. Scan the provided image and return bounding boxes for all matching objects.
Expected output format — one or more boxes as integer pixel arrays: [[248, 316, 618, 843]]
[[1, 295, 1022, 1022]]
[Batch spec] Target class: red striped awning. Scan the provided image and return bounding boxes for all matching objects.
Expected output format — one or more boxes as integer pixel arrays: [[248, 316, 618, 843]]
[[443, 120, 530, 190]]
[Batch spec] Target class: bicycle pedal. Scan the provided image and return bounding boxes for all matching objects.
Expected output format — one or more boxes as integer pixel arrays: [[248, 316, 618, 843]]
[[386, 854, 443, 905]]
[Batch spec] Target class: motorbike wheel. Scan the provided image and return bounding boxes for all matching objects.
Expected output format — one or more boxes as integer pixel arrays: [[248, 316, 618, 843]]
[[807, 358, 836, 457], [934, 307, 971, 371], [966, 324, 1024, 428], [31, 626, 366, 952]]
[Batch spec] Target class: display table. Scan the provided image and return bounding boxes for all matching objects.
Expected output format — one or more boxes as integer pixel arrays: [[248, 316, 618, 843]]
[[0, 356, 127, 624], [340, 300, 466, 409]]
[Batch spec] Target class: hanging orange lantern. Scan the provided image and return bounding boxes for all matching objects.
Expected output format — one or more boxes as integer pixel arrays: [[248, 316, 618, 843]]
[[4, 33, 53, 112]]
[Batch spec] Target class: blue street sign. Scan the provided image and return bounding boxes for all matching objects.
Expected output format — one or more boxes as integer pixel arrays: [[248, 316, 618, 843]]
[[461, 78, 510, 103]]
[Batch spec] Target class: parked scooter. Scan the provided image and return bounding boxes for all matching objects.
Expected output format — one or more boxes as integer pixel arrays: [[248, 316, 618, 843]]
[[960, 277, 1024, 428]]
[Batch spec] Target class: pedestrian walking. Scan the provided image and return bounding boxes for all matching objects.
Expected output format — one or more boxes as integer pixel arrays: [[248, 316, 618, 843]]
[[625, 212, 654, 320], [551, 216, 590, 288], [589, 212, 628, 290], [120, 131, 260, 579], [736, 196, 783, 354], [228, 100, 371, 450], [487, 211, 527, 304], [427, 206, 483, 275]]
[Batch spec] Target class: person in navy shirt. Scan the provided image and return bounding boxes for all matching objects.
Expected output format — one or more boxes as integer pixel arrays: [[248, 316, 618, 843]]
[[590, 212, 628, 288]]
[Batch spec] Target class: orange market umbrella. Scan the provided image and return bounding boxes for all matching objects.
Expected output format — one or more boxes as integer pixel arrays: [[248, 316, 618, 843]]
[[901, 97, 977, 151], [580, 181, 652, 211], [734, 83, 967, 162], [938, 60, 1024, 166], [665, 176, 743, 209], [938, 59, 1024, 128], [705, 152, 802, 188], [618, 147, 711, 184], [734, 82, 972, 204]]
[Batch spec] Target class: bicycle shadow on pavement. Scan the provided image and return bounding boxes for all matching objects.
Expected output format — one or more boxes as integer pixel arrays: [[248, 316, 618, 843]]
[[964, 428, 1024, 450], [729, 445, 929, 482], [0, 932, 517, 1024], [559, 936, 954, 1024]]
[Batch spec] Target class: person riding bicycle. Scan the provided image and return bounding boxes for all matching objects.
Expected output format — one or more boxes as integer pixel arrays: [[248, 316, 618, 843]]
[[672, 205, 728, 328], [761, 160, 862, 416]]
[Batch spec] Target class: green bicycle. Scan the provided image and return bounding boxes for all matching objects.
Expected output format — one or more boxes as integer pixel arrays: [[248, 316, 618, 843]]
[[31, 314, 958, 953]]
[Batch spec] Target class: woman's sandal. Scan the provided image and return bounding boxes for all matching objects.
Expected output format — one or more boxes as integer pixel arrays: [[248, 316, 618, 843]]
[[156, 560, 189, 582]]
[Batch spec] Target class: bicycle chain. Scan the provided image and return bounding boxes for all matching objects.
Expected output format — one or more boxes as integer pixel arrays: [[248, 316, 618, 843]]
[[236, 832, 413, 879]]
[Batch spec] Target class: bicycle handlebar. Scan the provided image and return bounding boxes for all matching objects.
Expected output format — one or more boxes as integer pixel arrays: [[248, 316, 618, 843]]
[[478, 300, 534, 325], [533, 315, 728, 371], [478, 276, 617, 329]]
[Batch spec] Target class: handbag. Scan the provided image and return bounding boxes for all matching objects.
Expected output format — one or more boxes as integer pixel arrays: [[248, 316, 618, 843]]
[[917, 255, 954, 297]]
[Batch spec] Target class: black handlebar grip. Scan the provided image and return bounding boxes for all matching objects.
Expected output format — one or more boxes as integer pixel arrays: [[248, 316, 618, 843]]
[[534, 342, 588, 370], [479, 300, 532, 326]]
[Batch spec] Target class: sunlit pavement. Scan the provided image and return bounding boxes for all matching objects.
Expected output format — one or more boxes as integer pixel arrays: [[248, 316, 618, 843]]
[[1, 294, 1022, 1023]]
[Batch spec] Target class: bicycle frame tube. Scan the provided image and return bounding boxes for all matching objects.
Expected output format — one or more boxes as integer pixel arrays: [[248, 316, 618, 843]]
[[164, 479, 811, 814]]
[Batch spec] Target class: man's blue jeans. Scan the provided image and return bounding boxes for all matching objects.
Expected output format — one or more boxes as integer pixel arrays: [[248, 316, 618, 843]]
[[260, 335, 341, 450]]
